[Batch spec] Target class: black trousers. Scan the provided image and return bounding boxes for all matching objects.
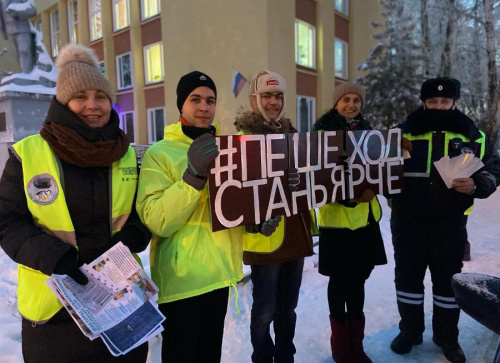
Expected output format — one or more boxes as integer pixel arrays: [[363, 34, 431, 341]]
[[159, 287, 229, 363], [22, 309, 148, 363], [391, 211, 466, 340]]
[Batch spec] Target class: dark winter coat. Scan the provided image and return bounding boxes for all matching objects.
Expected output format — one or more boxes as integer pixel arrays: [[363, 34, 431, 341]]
[[391, 107, 500, 219], [234, 109, 314, 265], [0, 98, 151, 361], [313, 109, 387, 277]]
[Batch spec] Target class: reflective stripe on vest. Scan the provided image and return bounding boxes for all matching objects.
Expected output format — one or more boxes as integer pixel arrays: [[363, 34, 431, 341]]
[[317, 197, 381, 230], [11, 135, 137, 323], [404, 131, 486, 176]]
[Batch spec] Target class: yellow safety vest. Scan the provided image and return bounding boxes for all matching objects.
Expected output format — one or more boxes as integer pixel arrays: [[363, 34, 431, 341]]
[[404, 130, 486, 215], [317, 197, 382, 230], [243, 209, 318, 253], [11, 135, 137, 323]]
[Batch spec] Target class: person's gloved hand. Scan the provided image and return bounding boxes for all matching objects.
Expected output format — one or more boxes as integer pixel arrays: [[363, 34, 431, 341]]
[[182, 133, 219, 190], [54, 248, 88, 285], [401, 137, 413, 152], [259, 215, 282, 237], [288, 167, 300, 192], [353, 189, 375, 203]]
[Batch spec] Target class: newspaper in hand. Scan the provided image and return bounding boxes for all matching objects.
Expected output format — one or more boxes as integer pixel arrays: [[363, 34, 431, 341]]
[[46, 242, 165, 356]]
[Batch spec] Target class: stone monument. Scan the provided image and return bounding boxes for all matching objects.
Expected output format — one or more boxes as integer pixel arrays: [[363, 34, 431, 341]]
[[0, 0, 57, 174]]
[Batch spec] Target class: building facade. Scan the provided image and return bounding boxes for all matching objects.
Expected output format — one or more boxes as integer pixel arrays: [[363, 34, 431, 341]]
[[7, 0, 383, 144]]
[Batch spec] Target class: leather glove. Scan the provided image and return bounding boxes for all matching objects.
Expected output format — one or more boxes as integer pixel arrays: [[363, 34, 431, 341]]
[[288, 167, 300, 192], [401, 137, 413, 152], [54, 248, 89, 285], [182, 133, 219, 190], [353, 189, 375, 203], [259, 215, 282, 237]]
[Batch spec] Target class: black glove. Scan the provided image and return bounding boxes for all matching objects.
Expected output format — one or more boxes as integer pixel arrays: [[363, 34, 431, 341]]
[[54, 248, 89, 285], [288, 167, 300, 192], [182, 133, 219, 190], [111, 227, 148, 253], [259, 215, 282, 237]]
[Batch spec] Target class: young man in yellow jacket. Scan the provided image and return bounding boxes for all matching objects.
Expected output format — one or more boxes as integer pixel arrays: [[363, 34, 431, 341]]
[[137, 71, 280, 363]]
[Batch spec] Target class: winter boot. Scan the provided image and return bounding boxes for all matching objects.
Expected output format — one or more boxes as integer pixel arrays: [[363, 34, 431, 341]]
[[433, 334, 466, 363], [329, 315, 350, 363], [347, 313, 372, 363], [391, 298, 425, 354], [390, 331, 423, 354]]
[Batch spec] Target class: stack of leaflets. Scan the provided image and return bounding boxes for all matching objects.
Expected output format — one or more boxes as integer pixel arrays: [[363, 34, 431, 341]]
[[434, 153, 484, 188], [46, 242, 165, 356]]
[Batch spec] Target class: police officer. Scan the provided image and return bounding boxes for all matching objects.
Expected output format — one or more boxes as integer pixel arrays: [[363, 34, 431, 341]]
[[389, 77, 500, 363]]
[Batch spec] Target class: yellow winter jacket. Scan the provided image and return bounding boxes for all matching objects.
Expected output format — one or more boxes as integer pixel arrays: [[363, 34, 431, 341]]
[[136, 123, 244, 304]]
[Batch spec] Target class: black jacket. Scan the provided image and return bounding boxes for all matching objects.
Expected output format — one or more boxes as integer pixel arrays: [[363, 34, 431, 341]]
[[392, 108, 500, 218], [0, 100, 151, 277]]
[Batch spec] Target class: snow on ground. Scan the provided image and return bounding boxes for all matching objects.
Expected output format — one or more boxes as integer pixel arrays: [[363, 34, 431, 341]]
[[1, 190, 499, 362]]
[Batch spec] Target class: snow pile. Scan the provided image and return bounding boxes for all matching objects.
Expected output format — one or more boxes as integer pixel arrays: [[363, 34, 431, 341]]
[[0, 191, 499, 362]]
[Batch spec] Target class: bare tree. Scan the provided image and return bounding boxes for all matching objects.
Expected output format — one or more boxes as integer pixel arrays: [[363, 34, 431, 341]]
[[482, 0, 499, 143], [439, 0, 456, 76], [421, 0, 431, 78]]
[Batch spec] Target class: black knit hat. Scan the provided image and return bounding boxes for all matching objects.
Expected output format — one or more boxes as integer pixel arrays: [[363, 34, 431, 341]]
[[420, 77, 460, 101], [176, 71, 217, 113]]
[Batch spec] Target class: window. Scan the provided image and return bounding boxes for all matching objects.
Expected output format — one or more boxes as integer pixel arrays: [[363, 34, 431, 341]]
[[0, 112, 6, 132], [142, 0, 160, 20], [68, 0, 79, 43], [99, 61, 105, 76], [147, 107, 165, 144], [296, 96, 316, 133], [335, 0, 349, 16], [335, 39, 348, 79], [50, 10, 60, 57], [89, 0, 102, 41], [144, 42, 164, 84], [295, 20, 316, 69], [120, 112, 135, 144], [113, 0, 130, 32], [116, 53, 132, 90]]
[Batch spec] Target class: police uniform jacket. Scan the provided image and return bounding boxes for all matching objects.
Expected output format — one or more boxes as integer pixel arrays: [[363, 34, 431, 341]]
[[392, 107, 500, 218]]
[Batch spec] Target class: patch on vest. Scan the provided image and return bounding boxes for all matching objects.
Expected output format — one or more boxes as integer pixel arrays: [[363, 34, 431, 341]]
[[461, 147, 474, 155], [27, 174, 59, 205]]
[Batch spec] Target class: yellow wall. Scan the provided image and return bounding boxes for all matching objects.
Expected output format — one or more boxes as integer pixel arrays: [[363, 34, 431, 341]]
[[350, 0, 384, 80], [0, 37, 20, 74], [30, 0, 383, 141], [161, 0, 297, 135]]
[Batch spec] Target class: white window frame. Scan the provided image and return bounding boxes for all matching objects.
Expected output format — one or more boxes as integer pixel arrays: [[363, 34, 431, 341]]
[[120, 111, 135, 144], [50, 10, 60, 57], [67, 0, 78, 43], [335, 38, 349, 79], [147, 107, 165, 144], [89, 0, 102, 41], [116, 52, 133, 90], [141, 0, 161, 21], [113, 0, 130, 32], [335, 0, 349, 16], [296, 96, 316, 133], [295, 19, 316, 69], [144, 42, 164, 84]]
